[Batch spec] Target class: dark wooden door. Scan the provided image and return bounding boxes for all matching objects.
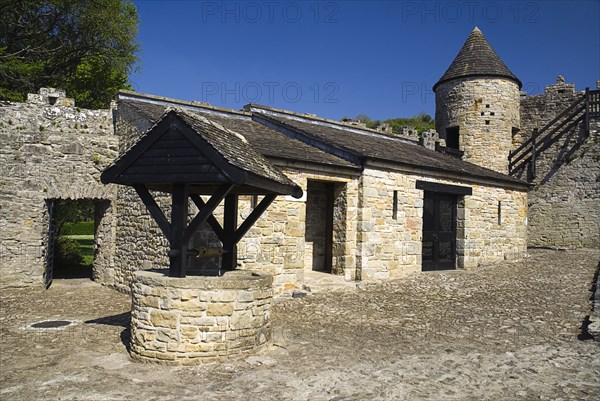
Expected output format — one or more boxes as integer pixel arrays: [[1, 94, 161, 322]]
[[422, 193, 457, 271], [44, 200, 57, 288]]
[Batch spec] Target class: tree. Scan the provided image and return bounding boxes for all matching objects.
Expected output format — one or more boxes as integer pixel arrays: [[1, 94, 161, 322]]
[[55, 199, 94, 235], [385, 113, 435, 135], [0, 0, 139, 109], [355, 114, 372, 123]]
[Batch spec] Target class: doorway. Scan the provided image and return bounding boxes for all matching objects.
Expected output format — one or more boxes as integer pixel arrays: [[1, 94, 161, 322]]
[[422, 192, 457, 271], [305, 181, 335, 273], [44, 199, 113, 287]]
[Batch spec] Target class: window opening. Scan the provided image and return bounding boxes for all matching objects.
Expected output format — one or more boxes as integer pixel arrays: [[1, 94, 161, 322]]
[[445, 126, 460, 150]]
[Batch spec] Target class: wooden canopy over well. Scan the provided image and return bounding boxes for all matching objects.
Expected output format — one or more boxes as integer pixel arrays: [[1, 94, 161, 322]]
[[101, 108, 302, 277]]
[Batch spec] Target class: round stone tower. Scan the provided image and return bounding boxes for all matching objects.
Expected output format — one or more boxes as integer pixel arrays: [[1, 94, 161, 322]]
[[433, 27, 522, 174]]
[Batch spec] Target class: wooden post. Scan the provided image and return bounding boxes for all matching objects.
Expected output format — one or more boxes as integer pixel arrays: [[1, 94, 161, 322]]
[[529, 129, 537, 181], [169, 184, 188, 277], [221, 193, 238, 272], [584, 87, 590, 133]]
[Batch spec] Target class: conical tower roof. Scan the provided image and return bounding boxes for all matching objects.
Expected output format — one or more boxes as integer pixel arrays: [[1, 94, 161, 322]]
[[433, 27, 522, 91]]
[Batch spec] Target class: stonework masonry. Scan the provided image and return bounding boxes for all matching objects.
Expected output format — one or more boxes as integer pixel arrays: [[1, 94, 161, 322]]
[[110, 105, 170, 292], [356, 165, 527, 281], [110, 164, 527, 293], [0, 90, 118, 288], [516, 81, 600, 248], [435, 77, 521, 174], [237, 169, 360, 288], [130, 270, 272, 364]]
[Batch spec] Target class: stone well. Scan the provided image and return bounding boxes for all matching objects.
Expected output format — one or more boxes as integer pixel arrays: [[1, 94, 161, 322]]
[[130, 270, 273, 365]]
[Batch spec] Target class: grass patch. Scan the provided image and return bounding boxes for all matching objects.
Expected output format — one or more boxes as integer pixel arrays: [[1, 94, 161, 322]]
[[61, 221, 94, 235], [66, 235, 94, 267]]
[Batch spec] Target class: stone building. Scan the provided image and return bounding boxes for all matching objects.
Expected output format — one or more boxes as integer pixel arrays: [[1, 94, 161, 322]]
[[0, 28, 596, 292]]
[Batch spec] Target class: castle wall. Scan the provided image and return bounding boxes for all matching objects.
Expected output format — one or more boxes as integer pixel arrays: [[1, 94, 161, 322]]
[[0, 90, 118, 288], [435, 77, 520, 174], [111, 107, 170, 292], [518, 82, 600, 248]]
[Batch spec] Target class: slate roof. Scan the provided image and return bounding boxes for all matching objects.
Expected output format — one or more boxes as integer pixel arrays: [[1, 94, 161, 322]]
[[433, 27, 522, 91], [118, 94, 359, 169], [252, 109, 528, 188], [115, 91, 528, 189], [102, 108, 303, 197]]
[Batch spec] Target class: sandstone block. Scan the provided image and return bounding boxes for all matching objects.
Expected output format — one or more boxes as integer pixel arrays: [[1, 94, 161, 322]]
[[150, 310, 179, 329], [207, 303, 234, 316]]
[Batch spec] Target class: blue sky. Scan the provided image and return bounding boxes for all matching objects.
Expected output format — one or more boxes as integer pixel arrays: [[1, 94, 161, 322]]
[[130, 0, 599, 121]]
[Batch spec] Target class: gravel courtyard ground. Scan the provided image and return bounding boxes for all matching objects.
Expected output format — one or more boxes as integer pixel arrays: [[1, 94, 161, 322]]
[[1, 248, 599, 401]]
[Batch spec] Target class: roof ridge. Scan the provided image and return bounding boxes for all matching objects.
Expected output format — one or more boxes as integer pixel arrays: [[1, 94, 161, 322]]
[[246, 103, 409, 138], [118, 89, 252, 117]]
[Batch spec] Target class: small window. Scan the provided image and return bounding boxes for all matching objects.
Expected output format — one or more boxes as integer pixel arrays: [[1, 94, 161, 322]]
[[485, 120, 490, 125], [250, 195, 258, 210], [486, 104, 490, 108], [392, 190, 398, 220], [480, 112, 485, 116], [511, 127, 520, 138], [445, 126, 460, 150], [497, 201, 502, 225], [490, 112, 495, 116]]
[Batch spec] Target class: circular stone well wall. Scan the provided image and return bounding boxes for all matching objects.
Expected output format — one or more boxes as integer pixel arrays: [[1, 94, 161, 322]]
[[130, 270, 273, 364]]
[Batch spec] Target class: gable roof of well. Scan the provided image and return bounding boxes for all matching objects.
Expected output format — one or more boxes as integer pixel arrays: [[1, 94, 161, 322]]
[[102, 108, 302, 197], [117, 91, 359, 170], [433, 27, 522, 91], [249, 104, 528, 188]]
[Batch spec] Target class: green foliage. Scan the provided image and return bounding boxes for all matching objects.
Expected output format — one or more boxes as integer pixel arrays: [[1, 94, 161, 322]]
[[353, 114, 382, 129], [353, 112, 435, 135], [0, 0, 139, 108], [54, 236, 83, 268], [55, 199, 94, 235], [356, 114, 371, 123], [385, 112, 435, 135], [61, 221, 94, 236]]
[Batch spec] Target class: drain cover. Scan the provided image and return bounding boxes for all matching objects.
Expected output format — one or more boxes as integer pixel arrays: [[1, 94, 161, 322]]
[[31, 320, 72, 329]]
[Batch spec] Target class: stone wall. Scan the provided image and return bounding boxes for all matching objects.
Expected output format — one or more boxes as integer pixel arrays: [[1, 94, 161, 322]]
[[518, 78, 581, 146], [0, 89, 118, 288], [356, 165, 528, 281], [236, 169, 359, 290], [111, 104, 170, 292], [435, 77, 521, 174], [518, 81, 600, 248]]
